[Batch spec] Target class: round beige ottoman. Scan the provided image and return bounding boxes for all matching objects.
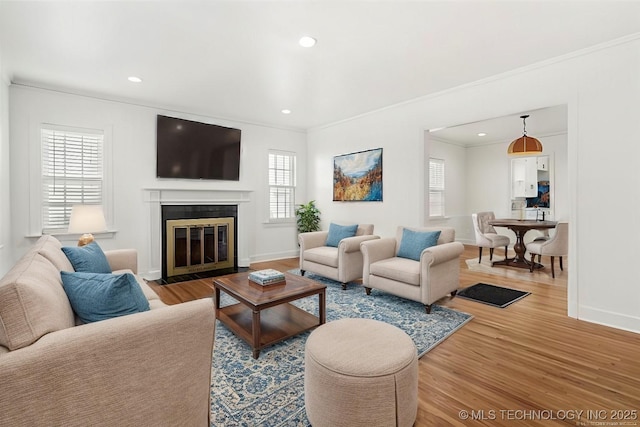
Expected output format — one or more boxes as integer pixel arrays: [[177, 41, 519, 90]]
[[304, 318, 418, 427]]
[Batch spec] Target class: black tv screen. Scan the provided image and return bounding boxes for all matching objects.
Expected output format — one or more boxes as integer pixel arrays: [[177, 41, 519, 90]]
[[156, 115, 241, 181]]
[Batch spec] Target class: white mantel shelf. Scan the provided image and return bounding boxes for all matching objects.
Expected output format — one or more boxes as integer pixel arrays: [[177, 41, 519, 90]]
[[142, 188, 253, 204], [142, 188, 253, 280]]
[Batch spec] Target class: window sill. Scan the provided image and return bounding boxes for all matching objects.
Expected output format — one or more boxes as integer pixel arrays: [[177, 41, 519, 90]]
[[263, 219, 295, 227], [26, 230, 118, 241]]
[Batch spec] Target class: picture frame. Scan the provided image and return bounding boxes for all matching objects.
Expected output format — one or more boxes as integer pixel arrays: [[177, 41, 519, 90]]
[[333, 148, 383, 201]]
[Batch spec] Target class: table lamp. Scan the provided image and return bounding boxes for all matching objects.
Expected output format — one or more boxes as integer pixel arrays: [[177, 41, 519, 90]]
[[67, 205, 107, 246]]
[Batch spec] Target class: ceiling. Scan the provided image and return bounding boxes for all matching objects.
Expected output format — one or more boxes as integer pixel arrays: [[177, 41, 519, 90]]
[[429, 104, 568, 147], [1, 1, 640, 130]]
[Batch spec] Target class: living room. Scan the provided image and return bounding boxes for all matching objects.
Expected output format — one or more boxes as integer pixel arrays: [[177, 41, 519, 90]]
[[1, 1, 640, 425]]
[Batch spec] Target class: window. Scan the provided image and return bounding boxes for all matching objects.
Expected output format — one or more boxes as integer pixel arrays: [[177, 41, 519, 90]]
[[268, 150, 296, 221], [429, 158, 445, 217], [41, 125, 104, 233]]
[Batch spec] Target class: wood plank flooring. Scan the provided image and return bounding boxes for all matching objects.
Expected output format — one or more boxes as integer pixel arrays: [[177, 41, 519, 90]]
[[147, 246, 640, 426]]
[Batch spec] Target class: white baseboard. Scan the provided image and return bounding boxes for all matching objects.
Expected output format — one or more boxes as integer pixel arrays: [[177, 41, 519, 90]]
[[250, 250, 299, 264], [142, 269, 162, 281], [578, 305, 640, 334]]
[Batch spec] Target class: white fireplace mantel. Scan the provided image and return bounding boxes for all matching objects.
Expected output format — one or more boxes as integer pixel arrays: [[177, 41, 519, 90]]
[[142, 188, 252, 280]]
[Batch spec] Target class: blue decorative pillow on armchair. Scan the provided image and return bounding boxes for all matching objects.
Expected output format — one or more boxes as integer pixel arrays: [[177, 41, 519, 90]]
[[325, 223, 359, 247], [61, 272, 150, 324], [397, 229, 441, 261], [61, 241, 112, 273]]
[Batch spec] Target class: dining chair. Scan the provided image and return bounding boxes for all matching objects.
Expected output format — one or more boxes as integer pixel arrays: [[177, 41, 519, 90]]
[[527, 222, 568, 278], [471, 212, 510, 263], [529, 229, 550, 263]]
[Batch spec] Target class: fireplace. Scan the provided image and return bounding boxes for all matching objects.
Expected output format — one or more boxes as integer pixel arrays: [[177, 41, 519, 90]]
[[161, 205, 238, 280]]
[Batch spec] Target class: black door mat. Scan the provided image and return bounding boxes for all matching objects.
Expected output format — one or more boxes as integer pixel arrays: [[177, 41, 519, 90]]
[[457, 283, 530, 308]]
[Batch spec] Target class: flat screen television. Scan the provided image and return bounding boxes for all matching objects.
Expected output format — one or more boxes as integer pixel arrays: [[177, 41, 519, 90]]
[[156, 115, 241, 181]]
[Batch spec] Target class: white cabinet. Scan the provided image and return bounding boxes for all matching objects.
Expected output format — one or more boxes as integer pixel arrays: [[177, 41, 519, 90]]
[[537, 156, 549, 171], [511, 157, 537, 197]]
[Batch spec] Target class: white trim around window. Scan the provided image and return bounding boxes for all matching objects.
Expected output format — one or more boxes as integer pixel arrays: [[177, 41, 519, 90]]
[[267, 150, 296, 223], [429, 157, 445, 218], [29, 120, 113, 237]]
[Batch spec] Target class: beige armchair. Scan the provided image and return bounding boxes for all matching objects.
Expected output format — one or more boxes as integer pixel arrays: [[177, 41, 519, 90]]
[[360, 226, 464, 313], [472, 212, 510, 263], [527, 222, 568, 278], [299, 224, 379, 289]]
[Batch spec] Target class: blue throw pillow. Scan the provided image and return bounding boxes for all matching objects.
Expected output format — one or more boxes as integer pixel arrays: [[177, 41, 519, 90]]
[[62, 241, 112, 273], [397, 229, 441, 261], [325, 223, 359, 247], [61, 272, 150, 324]]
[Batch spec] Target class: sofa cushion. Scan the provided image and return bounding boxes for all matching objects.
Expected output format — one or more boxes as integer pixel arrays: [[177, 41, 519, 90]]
[[33, 235, 75, 272], [61, 272, 150, 324], [370, 257, 420, 286], [62, 242, 112, 274], [303, 246, 340, 268], [325, 223, 358, 247], [0, 252, 75, 351], [397, 229, 441, 261]]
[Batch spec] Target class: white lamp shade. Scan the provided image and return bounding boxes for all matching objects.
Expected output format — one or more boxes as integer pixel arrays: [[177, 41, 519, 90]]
[[68, 205, 107, 234]]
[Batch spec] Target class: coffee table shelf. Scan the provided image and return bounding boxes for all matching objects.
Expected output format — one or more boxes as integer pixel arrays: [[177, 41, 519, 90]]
[[217, 303, 321, 350]]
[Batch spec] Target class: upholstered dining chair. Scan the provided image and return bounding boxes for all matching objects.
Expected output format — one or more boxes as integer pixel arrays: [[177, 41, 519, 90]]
[[527, 222, 568, 278], [471, 212, 510, 263], [530, 229, 550, 263]]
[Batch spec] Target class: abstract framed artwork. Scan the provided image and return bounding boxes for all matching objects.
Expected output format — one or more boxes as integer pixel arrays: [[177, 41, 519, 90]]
[[333, 148, 383, 201]]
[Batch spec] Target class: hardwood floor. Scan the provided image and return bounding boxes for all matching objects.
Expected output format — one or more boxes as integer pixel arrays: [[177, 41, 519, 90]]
[[147, 246, 640, 426]]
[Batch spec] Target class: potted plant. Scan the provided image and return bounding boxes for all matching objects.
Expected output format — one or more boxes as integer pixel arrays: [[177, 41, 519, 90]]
[[295, 200, 321, 234]]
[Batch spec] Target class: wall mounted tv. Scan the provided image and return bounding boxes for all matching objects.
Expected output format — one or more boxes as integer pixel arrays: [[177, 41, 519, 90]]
[[156, 115, 241, 181]]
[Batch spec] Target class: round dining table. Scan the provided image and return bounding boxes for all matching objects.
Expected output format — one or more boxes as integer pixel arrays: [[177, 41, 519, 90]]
[[488, 219, 558, 269]]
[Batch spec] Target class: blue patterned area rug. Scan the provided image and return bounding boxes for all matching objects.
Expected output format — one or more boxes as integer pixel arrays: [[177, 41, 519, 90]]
[[210, 270, 472, 427]]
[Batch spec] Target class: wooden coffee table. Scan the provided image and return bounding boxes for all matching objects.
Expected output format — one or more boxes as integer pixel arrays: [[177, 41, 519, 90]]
[[213, 271, 326, 359]]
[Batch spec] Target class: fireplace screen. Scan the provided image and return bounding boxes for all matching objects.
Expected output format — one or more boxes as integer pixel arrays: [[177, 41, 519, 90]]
[[166, 217, 234, 277]]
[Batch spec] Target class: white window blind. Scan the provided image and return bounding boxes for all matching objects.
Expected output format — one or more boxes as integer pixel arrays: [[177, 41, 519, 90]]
[[41, 125, 104, 232], [429, 158, 445, 217], [268, 151, 296, 221]]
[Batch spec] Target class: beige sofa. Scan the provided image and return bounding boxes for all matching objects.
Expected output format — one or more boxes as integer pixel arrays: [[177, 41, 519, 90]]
[[360, 226, 464, 313], [299, 224, 379, 289], [0, 235, 216, 426]]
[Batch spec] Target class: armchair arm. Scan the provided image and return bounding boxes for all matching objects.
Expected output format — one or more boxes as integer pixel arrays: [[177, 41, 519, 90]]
[[0, 298, 215, 426], [420, 242, 464, 267], [104, 249, 138, 274], [298, 231, 329, 251], [299, 231, 329, 269], [361, 238, 397, 266], [361, 238, 397, 285], [339, 234, 380, 253]]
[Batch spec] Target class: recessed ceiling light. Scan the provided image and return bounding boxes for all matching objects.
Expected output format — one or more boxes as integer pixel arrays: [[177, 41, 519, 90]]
[[128, 76, 142, 83], [299, 36, 317, 48], [281, 109, 291, 114], [478, 132, 487, 137], [428, 127, 445, 133]]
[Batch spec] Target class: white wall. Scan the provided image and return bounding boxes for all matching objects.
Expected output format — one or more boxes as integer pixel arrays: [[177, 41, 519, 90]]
[[426, 136, 469, 239], [7, 85, 307, 276], [307, 35, 640, 333], [0, 57, 11, 275]]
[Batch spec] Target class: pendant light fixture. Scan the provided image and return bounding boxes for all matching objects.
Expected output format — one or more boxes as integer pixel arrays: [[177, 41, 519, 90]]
[[507, 114, 543, 155]]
